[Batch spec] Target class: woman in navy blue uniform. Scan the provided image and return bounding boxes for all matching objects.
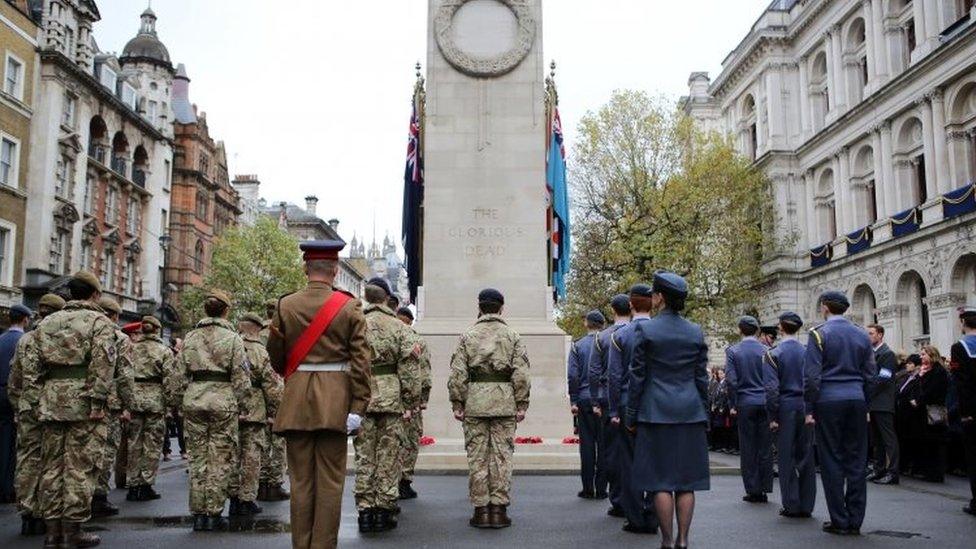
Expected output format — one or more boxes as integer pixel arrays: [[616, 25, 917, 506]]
[[625, 272, 710, 549]]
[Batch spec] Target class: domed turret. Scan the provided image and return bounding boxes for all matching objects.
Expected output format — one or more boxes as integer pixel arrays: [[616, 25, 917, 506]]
[[120, 5, 171, 69]]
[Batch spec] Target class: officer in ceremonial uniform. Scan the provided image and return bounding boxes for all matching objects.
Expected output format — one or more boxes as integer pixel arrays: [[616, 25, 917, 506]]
[[588, 294, 631, 517], [257, 299, 289, 502], [21, 271, 116, 548], [230, 312, 282, 517], [396, 306, 432, 501], [8, 294, 64, 536], [804, 291, 876, 535], [167, 289, 251, 532], [568, 309, 606, 498], [268, 240, 371, 549], [449, 289, 530, 529], [950, 306, 976, 516], [763, 312, 816, 518], [725, 315, 773, 502], [126, 315, 174, 503], [607, 285, 659, 534], [355, 277, 421, 533]]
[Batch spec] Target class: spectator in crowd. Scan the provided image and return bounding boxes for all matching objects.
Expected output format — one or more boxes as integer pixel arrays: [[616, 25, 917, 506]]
[[906, 346, 949, 483], [896, 354, 922, 477]]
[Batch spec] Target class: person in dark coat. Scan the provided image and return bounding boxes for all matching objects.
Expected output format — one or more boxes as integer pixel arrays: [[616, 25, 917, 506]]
[[949, 306, 976, 515], [0, 304, 31, 503], [725, 315, 773, 503], [804, 291, 877, 536], [568, 310, 606, 498], [866, 324, 901, 485], [626, 272, 709, 549], [895, 354, 921, 476], [907, 345, 949, 483]]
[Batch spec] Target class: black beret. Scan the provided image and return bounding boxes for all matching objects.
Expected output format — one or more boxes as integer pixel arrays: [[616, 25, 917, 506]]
[[819, 290, 850, 309], [367, 277, 392, 297], [653, 271, 688, 298], [778, 311, 803, 328], [738, 315, 760, 331], [629, 284, 653, 298], [478, 288, 504, 305], [760, 325, 779, 337], [610, 294, 631, 313], [396, 307, 415, 321], [585, 310, 606, 326]]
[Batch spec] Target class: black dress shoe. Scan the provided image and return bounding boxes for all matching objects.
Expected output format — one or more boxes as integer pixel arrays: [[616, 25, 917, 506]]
[[865, 470, 880, 482], [779, 508, 811, 518], [577, 489, 596, 499], [822, 521, 855, 535], [607, 506, 625, 517], [594, 491, 609, 499], [873, 473, 899, 485], [622, 521, 657, 534], [742, 494, 767, 503]]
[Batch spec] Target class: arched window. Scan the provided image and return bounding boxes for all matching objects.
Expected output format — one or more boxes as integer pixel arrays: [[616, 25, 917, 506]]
[[810, 53, 829, 131], [741, 95, 757, 160], [845, 18, 868, 103], [895, 117, 927, 207], [194, 240, 204, 272]]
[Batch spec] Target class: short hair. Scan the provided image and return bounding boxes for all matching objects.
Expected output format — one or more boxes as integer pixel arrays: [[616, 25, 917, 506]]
[[740, 323, 759, 336], [867, 324, 884, 335], [364, 285, 387, 304], [8, 309, 29, 324], [823, 301, 849, 315], [479, 301, 502, 315], [306, 259, 338, 277], [67, 278, 97, 300], [630, 295, 654, 313], [610, 299, 631, 317], [964, 316, 976, 330], [387, 295, 400, 310], [779, 321, 800, 335], [204, 297, 228, 318], [662, 293, 685, 312]]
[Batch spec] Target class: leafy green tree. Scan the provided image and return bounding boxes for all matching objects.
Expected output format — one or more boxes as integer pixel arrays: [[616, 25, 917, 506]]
[[559, 90, 777, 341], [177, 216, 306, 329]]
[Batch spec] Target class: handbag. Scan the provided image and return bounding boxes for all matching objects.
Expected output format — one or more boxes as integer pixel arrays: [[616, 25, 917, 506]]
[[926, 404, 948, 426]]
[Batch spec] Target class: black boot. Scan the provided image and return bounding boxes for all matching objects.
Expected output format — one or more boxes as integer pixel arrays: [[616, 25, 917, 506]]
[[373, 509, 396, 532], [142, 485, 161, 500], [192, 514, 207, 532], [256, 483, 269, 502], [358, 509, 374, 533], [398, 479, 418, 500], [228, 497, 241, 516], [20, 514, 31, 536], [91, 493, 119, 517], [31, 516, 47, 536], [126, 486, 141, 501], [205, 515, 227, 532], [239, 500, 263, 516]]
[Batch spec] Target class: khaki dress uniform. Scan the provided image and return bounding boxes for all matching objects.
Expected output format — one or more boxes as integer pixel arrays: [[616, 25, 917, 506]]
[[269, 280, 371, 549], [448, 313, 531, 522], [127, 329, 174, 495]]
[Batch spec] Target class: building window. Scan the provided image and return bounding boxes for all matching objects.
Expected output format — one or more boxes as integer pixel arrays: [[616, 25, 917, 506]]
[[905, 21, 916, 63], [4, 53, 24, 100], [868, 180, 878, 224], [124, 258, 136, 295], [80, 242, 92, 272], [127, 197, 140, 234], [914, 154, 928, 204], [198, 154, 210, 175], [83, 173, 95, 215], [55, 156, 73, 198], [196, 193, 209, 220], [147, 100, 157, 125], [161, 208, 168, 235], [194, 240, 204, 272], [121, 82, 137, 111], [100, 66, 117, 91], [64, 27, 75, 59], [50, 231, 67, 274], [163, 160, 171, 191], [101, 248, 115, 290], [62, 93, 76, 128], [0, 136, 18, 187], [106, 186, 119, 225], [0, 223, 11, 286]]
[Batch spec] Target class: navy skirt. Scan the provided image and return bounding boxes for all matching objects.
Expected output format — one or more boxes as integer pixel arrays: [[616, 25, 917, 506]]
[[632, 422, 710, 492]]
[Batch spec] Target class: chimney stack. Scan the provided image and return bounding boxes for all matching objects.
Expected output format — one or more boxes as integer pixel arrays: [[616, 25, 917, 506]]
[[328, 218, 339, 232], [305, 195, 319, 217]]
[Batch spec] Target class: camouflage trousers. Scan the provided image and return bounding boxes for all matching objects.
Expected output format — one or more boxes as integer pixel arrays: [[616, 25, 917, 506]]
[[37, 419, 108, 521], [14, 412, 42, 514], [398, 410, 424, 482], [95, 412, 122, 495], [229, 422, 267, 502], [463, 416, 516, 507], [353, 413, 402, 510], [260, 427, 286, 485], [127, 412, 165, 487], [185, 410, 238, 515]]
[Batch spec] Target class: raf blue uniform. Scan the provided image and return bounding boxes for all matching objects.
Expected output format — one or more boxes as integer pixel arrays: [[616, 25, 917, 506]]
[[568, 327, 606, 497], [588, 319, 627, 511], [804, 292, 877, 534], [763, 315, 816, 516], [0, 305, 29, 503], [725, 319, 773, 499]]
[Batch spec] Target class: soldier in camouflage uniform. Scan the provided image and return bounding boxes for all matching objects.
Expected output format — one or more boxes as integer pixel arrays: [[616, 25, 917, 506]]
[[167, 289, 251, 532], [8, 293, 64, 536], [125, 316, 174, 502], [449, 288, 531, 529], [91, 297, 135, 518], [20, 272, 116, 547], [355, 279, 422, 533], [395, 306, 431, 500], [229, 312, 283, 516], [257, 299, 288, 502]]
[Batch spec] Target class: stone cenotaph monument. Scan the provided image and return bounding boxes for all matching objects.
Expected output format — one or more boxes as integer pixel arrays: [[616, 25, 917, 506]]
[[416, 0, 571, 445]]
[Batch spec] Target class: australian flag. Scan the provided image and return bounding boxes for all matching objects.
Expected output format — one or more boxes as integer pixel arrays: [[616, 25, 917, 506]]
[[402, 102, 424, 303], [547, 107, 570, 301]]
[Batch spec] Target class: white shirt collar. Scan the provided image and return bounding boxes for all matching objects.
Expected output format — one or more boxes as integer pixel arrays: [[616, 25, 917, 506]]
[[632, 313, 651, 320]]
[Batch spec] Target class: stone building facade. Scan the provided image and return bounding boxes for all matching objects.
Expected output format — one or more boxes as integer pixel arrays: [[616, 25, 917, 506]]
[[0, 0, 38, 312], [231, 173, 262, 227], [684, 0, 976, 354], [348, 233, 410, 304], [22, 2, 173, 323], [164, 62, 240, 305]]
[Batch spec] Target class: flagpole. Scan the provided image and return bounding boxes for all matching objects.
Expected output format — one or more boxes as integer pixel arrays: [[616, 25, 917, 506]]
[[415, 62, 426, 301]]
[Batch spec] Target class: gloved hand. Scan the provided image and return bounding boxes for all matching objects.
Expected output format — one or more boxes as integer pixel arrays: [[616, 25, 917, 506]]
[[346, 413, 363, 434]]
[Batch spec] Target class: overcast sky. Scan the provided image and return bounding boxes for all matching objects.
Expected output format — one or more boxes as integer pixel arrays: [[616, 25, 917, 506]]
[[94, 0, 770, 249]]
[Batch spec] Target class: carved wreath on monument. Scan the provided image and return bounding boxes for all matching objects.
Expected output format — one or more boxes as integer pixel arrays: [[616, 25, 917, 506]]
[[434, 0, 536, 78]]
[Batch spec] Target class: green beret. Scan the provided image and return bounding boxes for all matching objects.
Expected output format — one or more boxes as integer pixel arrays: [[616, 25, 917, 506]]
[[38, 293, 66, 311], [142, 315, 162, 331], [207, 289, 232, 307], [97, 296, 122, 315], [72, 270, 101, 293], [240, 312, 265, 327]]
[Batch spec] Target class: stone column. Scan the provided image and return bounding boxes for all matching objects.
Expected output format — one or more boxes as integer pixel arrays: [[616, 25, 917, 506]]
[[910, 0, 929, 63], [798, 55, 811, 137], [803, 169, 817, 247], [831, 26, 847, 111], [765, 66, 785, 150], [870, 0, 888, 82], [876, 304, 909, 351], [947, 129, 975, 186], [824, 31, 839, 118], [925, 292, 966, 355], [929, 89, 952, 193], [923, 0, 943, 47], [880, 121, 896, 215], [919, 96, 939, 201], [863, 0, 878, 93], [837, 147, 853, 233], [871, 127, 887, 218]]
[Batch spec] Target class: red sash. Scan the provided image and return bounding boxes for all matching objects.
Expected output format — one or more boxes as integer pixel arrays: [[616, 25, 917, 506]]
[[284, 292, 353, 380]]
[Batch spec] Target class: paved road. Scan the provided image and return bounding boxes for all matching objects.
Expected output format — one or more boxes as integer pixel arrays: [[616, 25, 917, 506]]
[[3, 456, 975, 548]]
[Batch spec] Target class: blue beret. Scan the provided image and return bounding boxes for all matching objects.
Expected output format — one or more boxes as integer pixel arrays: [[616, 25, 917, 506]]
[[958, 306, 976, 319], [367, 277, 392, 296], [629, 284, 653, 298], [738, 315, 760, 330], [819, 290, 850, 308], [778, 311, 803, 328], [585, 310, 606, 326], [610, 294, 631, 312], [653, 271, 688, 298], [478, 288, 504, 305], [10, 304, 32, 318], [299, 239, 345, 261]]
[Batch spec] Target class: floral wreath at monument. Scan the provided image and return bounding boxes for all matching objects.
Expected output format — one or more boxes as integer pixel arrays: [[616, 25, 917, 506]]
[[434, 0, 537, 77]]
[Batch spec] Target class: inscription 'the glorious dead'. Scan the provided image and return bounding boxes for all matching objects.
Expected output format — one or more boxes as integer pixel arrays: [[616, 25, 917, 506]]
[[447, 208, 526, 257]]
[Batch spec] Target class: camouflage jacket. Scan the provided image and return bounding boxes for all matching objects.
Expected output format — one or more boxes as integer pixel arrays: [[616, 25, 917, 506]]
[[408, 327, 433, 405], [166, 317, 250, 414], [240, 335, 283, 423], [363, 304, 422, 414], [6, 329, 35, 413], [258, 324, 270, 347], [448, 314, 531, 418], [130, 335, 174, 413], [106, 328, 136, 412], [19, 301, 118, 422]]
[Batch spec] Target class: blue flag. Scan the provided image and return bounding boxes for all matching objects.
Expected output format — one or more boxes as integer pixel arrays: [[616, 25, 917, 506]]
[[547, 108, 570, 300]]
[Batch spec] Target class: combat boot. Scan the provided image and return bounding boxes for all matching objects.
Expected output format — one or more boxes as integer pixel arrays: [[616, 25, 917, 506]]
[[204, 515, 227, 532], [192, 514, 207, 532], [42, 520, 62, 549], [228, 497, 241, 516], [469, 506, 491, 528], [488, 504, 512, 529], [373, 508, 397, 532], [114, 473, 126, 490], [358, 509, 375, 533], [398, 479, 418, 500], [265, 483, 290, 501], [125, 486, 141, 502], [20, 514, 31, 536], [141, 486, 161, 500], [239, 501, 263, 516], [256, 483, 269, 501], [63, 521, 101, 548], [91, 493, 119, 517], [32, 516, 48, 536]]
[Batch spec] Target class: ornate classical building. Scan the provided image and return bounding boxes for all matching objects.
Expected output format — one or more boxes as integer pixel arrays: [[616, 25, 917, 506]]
[[23, 2, 174, 323], [164, 62, 240, 305], [348, 233, 410, 304], [683, 0, 976, 353]]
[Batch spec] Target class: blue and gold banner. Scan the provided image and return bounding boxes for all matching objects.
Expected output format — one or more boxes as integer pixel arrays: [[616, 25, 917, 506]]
[[844, 226, 873, 255], [942, 182, 976, 220], [810, 243, 833, 268], [891, 207, 921, 239]]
